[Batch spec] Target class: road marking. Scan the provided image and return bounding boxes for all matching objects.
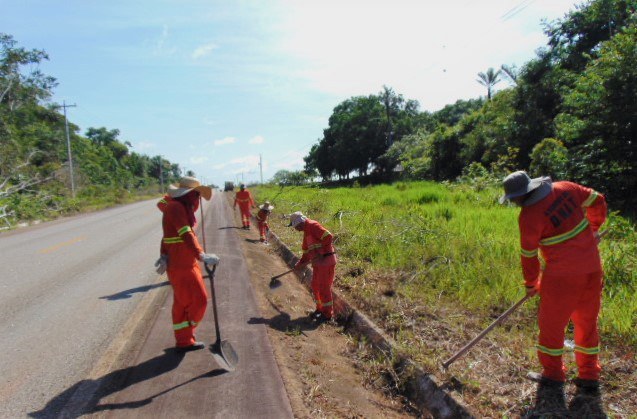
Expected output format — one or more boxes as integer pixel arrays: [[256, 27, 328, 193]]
[[38, 236, 86, 254]]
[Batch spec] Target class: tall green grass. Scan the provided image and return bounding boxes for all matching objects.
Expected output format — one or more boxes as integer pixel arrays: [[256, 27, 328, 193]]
[[253, 181, 636, 345]]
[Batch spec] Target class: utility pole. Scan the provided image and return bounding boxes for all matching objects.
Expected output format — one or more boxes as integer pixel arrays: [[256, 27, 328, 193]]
[[60, 101, 77, 198], [259, 154, 263, 184], [159, 156, 164, 193]]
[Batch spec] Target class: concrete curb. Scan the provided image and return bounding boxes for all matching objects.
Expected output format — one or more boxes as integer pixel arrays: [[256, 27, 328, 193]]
[[264, 226, 476, 418]]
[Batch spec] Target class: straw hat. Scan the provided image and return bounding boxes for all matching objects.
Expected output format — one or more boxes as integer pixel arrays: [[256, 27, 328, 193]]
[[288, 211, 307, 227], [500, 171, 552, 206], [259, 201, 274, 211], [167, 176, 212, 200]]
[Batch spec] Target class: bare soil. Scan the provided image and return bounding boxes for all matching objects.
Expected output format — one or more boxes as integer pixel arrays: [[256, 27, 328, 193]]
[[230, 199, 636, 418]]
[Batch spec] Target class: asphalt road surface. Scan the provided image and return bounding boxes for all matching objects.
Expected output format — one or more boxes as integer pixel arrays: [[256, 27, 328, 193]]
[[0, 200, 164, 417], [0, 193, 293, 418]]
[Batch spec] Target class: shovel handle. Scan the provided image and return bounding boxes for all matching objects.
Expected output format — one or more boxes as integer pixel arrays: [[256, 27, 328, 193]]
[[442, 230, 608, 369], [442, 294, 530, 369], [271, 268, 295, 281], [270, 258, 315, 281]]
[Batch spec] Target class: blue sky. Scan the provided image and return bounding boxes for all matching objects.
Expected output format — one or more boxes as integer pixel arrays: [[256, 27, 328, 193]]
[[2, 0, 580, 187]]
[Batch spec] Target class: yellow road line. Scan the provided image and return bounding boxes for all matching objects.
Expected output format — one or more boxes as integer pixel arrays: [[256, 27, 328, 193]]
[[39, 236, 87, 254]]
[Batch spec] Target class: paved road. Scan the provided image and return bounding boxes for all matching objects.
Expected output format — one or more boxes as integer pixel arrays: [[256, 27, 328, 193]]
[[0, 193, 293, 418], [0, 200, 165, 418]]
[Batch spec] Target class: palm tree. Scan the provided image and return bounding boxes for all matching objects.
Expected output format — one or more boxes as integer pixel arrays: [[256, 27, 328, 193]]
[[476, 67, 502, 100], [500, 64, 518, 86]]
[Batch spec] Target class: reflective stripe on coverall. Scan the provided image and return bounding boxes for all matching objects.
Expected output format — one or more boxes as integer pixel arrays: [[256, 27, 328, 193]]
[[518, 181, 607, 381], [256, 208, 269, 241], [296, 219, 337, 319], [234, 190, 255, 227], [158, 196, 208, 347]]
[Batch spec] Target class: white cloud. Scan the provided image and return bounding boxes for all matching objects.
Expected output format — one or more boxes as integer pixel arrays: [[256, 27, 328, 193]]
[[248, 135, 264, 144], [276, 0, 578, 111], [190, 156, 209, 165], [214, 136, 237, 146], [154, 24, 177, 56], [212, 155, 260, 171], [272, 150, 305, 170], [230, 155, 260, 166], [192, 42, 218, 59]]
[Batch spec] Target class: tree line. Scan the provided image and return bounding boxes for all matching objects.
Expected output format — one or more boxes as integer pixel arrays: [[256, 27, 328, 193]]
[[302, 0, 636, 213], [0, 33, 183, 227]]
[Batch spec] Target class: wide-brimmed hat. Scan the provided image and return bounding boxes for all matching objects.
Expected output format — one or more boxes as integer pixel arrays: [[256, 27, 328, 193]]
[[167, 176, 212, 200], [288, 211, 307, 227], [500, 171, 552, 206], [259, 201, 274, 211]]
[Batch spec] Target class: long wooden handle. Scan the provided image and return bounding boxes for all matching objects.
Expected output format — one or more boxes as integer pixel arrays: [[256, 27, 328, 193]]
[[442, 294, 530, 369], [199, 197, 206, 252], [442, 229, 608, 369]]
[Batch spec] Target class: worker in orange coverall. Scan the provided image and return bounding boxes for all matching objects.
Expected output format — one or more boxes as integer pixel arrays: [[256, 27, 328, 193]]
[[289, 211, 337, 322], [233, 184, 256, 229], [500, 171, 607, 397], [155, 176, 220, 352], [256, 201, 274, 244]]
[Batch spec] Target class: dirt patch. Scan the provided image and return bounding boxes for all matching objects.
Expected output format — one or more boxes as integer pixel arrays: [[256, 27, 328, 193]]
[[229, 207, 419, 418]]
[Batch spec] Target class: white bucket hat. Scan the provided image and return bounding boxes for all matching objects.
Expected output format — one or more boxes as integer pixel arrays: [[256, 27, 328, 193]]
[[259, 201, 274, 211], [500, 171, 552, 206], [167, 176, 212, 200], [288, 211, 307, 227]]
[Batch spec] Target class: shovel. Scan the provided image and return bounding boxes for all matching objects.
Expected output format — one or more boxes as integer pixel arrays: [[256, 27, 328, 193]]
[[199, 197, 238, 371], [204, 262, 239, 372], [269, 268, 296, 289], [269, 255, 324, 289]]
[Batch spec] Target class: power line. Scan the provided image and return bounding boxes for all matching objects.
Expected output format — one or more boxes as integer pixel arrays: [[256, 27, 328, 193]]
[[501, 0, 536, 22]]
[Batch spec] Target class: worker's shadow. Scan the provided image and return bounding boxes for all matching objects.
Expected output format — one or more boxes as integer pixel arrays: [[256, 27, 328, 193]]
[[100, 281, 170, 301], [244, 238, 262, 244], [247, 300, 322, 334], [29, 348, 226, 417], [218, 226, 242, 230]]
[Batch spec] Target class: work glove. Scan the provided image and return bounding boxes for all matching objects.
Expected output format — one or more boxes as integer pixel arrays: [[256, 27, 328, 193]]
[[200, 253, 220, 266], [154, 255, 168, 274]]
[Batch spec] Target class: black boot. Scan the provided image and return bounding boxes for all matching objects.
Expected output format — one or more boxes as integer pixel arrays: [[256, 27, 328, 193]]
[[569, 379, 606, 418], [525, 377, 569, 418], [175, 341, 206, 353]]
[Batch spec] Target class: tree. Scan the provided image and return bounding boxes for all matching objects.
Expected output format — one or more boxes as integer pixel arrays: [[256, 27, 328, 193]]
[[0, 33, 57, 111], [529, 138, 568, 180], [85, 127, 120, 147], [500, 64, 518, 85], [556, 24, 637, 210], [270, 170, 309, 186], [476, 67, 501, 100]]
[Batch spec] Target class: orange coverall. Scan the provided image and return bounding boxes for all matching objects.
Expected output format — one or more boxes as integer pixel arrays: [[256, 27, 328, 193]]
[[518, 181, 607, 382], [234, 189, 255, 228], [256, 208, 270, 242], [158, 194, 208, 348], [294, 219, 337, 319]]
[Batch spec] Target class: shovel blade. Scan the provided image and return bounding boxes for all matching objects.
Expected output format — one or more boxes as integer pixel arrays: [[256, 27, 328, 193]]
[[209, 340, 238, 372], [269, 278, 282, 289]]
